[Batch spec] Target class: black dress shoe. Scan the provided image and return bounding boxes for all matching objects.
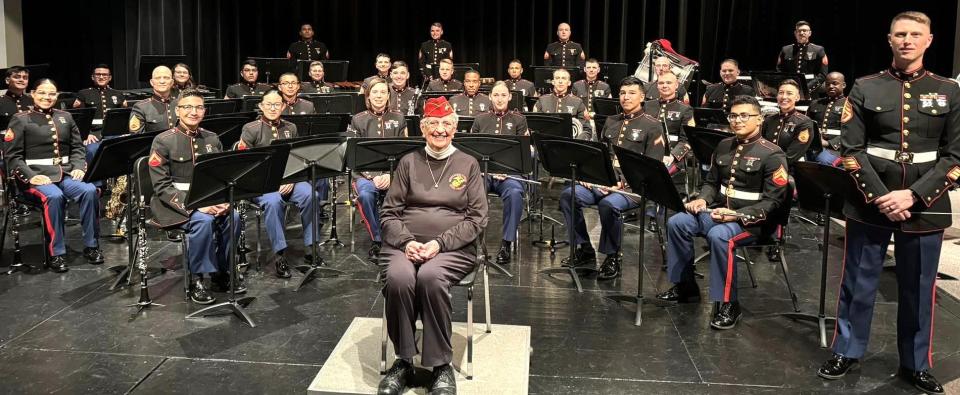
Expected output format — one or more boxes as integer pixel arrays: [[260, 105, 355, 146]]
[[766, 246, 781, 262], [190, 276, 215, 305], [655, 282, 701, 303], [709, 301, 742, 330], [561, 246, 596, 268], [211, 272, 247, 294], [817, 353, 859, 380], [377, 359, 413, 395], [369, 241, 383, 262], [274, 255, 291, 278], [898, 368, 944, 394], [83, 247, 104, 265], [47, 255, 68, 273], [429, 364, 457, 395], [815, 213, 827, 226], [495, 243, 512, 265], [166, 231, 183, 242], [304, 254, 326, 268], [597, 255, 622, 280]]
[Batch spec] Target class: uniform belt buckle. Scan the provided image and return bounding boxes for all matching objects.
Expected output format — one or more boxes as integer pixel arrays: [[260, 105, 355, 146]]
[[895, 151, 913, 164], [52, 158, 61, 165]]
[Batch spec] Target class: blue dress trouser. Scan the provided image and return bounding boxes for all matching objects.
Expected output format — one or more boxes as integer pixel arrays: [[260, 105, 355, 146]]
[[666, 211, 756, 302], [23, 176, 100, 256], [487, 177, 524, 242], [558, 184, 640, 255], [252, 181, 326, 253], [181, 210, 240, 274]]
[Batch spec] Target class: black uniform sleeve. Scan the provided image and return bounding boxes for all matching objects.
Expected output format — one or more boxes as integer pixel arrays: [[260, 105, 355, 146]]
[[840, 82, 889, 203], [516, 115, 529, 135], [775, 47, 786, 73], [237, 123, 258, 150], [148, 136, 189, 216], [574, 100, 592, 140], [644, 123, 667, 161], [739, 150, 788, 225], [910, 81, 960, 207], [66, 114, 86, 172], [816, 47, 829, 81], [4, 115, 36, 182]]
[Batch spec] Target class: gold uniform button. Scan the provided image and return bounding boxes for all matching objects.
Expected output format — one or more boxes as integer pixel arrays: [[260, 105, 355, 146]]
[[903, 130, 909, 136], [904, 93, 912, 99], [903, 117, 910, 123], [861, 183, 866, 187], [905, 82, 912, 88], [902, 142, 909, 148], [868, 193, 873, 198], [876, 106, 882, 111], [903, 104, 911, 111], [932, 109, 938, 114]]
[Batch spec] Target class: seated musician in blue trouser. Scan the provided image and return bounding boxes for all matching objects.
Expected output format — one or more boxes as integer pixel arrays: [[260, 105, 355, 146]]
[[4, 78, 104, 273], [237, 90, 328, 279], [346, 77, 408, 261], [470, 81, 531, 265], [559, 76, 667, 280], [656, 96, 789, 330], [148, 90, 240, 304]]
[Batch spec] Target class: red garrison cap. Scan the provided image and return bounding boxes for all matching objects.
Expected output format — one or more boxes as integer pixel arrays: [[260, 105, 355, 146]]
[[423, 96, 454, 118]]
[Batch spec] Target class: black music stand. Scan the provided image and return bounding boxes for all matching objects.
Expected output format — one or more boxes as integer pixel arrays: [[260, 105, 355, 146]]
[[320, 60, 350, 82], [200, 112, 256, 149], [102, 108, 134, 138], [83, 131, 163, 291], [693, 108, 730, 131], [203, 99, 241, 115], [249, 57, 296, 85], [532, 133, 618, 293], [271, 136, 349, 290], [599, 62, 629, 94], [65, 107, 95, 139], [792, 162, 849, 347], [346, 138, 424, 262], [303, 93, 356, 114], [184, 145, 290, 327], [592, 98, 621, 117], [456, 117, 474, 134], [685, 126, 730, 165], [453, 134, 535, 278], [607, 146, 685, 326], [524, 113, 574, 253], [507, 90, 526, 111], [284, 113, 351, 136], [750, 71, 810, 101]]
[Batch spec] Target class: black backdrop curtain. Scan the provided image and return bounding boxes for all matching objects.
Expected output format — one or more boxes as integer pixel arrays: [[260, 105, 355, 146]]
[[22, 0, 957, 93]]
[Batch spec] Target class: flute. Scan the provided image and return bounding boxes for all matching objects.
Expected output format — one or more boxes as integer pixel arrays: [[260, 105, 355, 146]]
[[487, 174, 542, 185], [697, 208, 757, 220], [575, 181, 644, 200]]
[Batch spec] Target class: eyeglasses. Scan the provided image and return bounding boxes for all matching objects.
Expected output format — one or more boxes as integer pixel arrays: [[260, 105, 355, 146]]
[[261, 103, 283, 110], [279, 81, 299, 86], [93, 73, 111, 77], [726, 113, 761, 122], [422, 119, 456, 129], [177, 105, 206, 112]]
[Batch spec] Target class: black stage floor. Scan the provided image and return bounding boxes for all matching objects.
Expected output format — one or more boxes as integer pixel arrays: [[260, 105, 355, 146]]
[[0, 190, 958, 394]]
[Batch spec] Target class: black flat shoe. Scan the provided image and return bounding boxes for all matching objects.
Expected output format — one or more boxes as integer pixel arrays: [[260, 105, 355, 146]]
[[48, 255, 68, 273], [655, 283, 701, 303], [274, 255, 291, 279], [429, 364, 457, 395], [709, 302, 742, 330], [495, 243, 512, 265], [817, 353, 859, 380], [377, 359, 413, 395], [597, 255, 621, 280], [560, 246, 596, 268], [898, 368, 944, 394], [83, 247, 104, 265]]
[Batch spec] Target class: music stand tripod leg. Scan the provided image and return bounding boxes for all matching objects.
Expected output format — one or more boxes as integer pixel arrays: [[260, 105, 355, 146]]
[[296, 166, 345, 292]]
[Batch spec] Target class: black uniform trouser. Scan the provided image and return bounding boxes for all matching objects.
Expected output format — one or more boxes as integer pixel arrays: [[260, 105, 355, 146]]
[[382, 245, 474, 367]]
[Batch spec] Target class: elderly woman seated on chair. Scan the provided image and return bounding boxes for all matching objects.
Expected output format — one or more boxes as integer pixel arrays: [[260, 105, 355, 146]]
[[377, 96, 488, 395]]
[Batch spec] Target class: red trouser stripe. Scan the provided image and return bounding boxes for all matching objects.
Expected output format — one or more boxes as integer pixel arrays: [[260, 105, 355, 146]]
[[352, 181, 375, 239], [25, 188, 56, 256], [724, 232, 752, 302]]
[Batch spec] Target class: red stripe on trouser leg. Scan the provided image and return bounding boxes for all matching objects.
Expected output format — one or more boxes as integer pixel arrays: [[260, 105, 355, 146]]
[[25, 188, 57, 256], [724, 232, 753, 302], [352, 181, 375, 240]]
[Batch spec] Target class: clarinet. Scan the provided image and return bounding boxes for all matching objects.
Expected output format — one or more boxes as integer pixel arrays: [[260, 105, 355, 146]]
[[134, 195, 152, 304]]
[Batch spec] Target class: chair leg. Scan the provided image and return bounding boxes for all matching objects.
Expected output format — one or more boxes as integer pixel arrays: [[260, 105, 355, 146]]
[[483, 264, 492, 333], [0, 206, 9, 263], [39, 209, 49, 264], [778, 245, 801, 312], [256, 209, 263, 272], [739, 247, 758, 288], [11, 207, 24, 270], [182, 237, 190, 301], [380, 298, 388, 374], [465, 285, 474, 380]]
